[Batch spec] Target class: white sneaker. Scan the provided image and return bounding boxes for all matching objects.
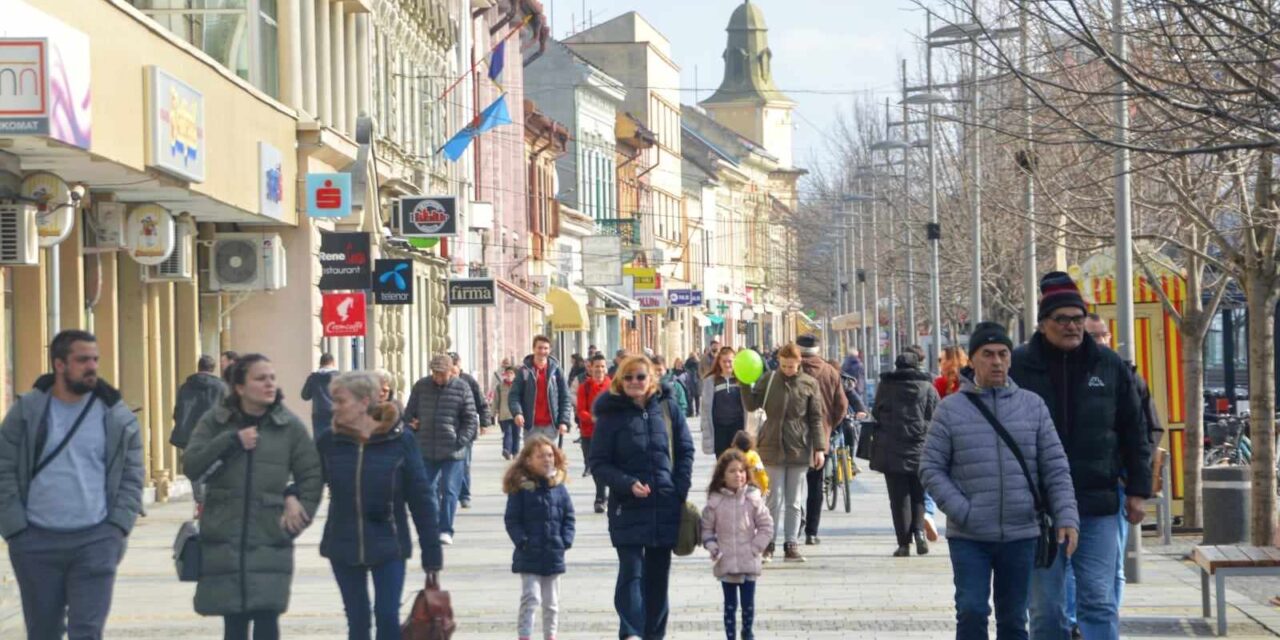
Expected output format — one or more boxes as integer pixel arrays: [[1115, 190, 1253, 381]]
[[439, 533, 453, 545], [922, 514, 939, 542]]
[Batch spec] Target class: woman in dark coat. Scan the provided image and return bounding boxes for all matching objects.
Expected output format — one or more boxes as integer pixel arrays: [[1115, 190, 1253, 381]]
[[870, 349, 940, 557], [317, 371, 442, 640], [589, 355, 695, 640], [183, 354, 324, 640]]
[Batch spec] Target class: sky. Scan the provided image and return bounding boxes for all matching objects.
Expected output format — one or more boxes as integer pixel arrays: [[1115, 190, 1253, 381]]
[[546, 0, 929, 176]]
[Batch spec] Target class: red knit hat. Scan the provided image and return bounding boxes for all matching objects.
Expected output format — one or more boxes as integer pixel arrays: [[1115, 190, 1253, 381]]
[[1038, 271, 1087, 320]]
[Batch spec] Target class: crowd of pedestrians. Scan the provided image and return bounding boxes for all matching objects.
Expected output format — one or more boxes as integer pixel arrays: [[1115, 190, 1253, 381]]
[[0, 270, 1157, 640]]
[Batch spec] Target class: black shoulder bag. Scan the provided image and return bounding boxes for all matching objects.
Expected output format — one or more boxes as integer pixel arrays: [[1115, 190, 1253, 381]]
[[964, 393, 1059, 568]]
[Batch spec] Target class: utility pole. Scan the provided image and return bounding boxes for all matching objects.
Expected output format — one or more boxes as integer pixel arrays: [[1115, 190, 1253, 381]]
[[900, 60, 917, 351], [969, 37, 983, 327], [884, 98, 899, 362], [866, 173, 882, 377], [1020, 1, 1038, 334], [925, 13, 942, 369]]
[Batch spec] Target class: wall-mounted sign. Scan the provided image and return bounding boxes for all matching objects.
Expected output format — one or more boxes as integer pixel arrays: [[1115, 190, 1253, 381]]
[[20, 172, 72, 247], [126, 204, 175, 266], [91, 201, 126, 249], [624, 266, 657, 290], [0, 39, 47, 135], [447, 278, 496, 307], [582, 236, 622, 287], [318, 231, 371, 290], [146, 66, 204, 182], [258, 142, 283, 220], [396, 196, 458, 238], [373, 259, 413, 305], [0, 6, 91, 150], [305, 173, 351, 218], [322, 292, 367, 337], [667, 289, 703, 307], [634, 289, 667, 313]]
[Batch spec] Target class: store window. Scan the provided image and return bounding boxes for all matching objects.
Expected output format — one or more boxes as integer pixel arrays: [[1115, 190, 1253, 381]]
[[130, 0, 280, 98]]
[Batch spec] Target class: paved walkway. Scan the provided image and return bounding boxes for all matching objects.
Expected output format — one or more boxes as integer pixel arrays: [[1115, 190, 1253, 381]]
[[69, 428, 1280, 638]]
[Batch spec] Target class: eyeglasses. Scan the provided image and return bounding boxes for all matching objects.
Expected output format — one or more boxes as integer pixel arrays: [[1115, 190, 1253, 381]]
[[623, 374, 648, 382], [1050, 314, 1087, 327]]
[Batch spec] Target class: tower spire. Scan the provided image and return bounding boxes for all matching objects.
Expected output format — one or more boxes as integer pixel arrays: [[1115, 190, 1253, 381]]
[[702, 0, 793, 105]]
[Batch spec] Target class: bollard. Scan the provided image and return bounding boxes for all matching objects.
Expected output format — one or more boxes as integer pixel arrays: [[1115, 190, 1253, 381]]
[[1202, 465, 1251, 545]]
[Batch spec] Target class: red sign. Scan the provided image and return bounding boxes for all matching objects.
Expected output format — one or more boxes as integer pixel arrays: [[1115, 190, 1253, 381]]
[[322, 292, 367, 337]]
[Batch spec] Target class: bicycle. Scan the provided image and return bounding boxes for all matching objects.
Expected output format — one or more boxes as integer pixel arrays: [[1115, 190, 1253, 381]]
[[823, 421, 858, 513]]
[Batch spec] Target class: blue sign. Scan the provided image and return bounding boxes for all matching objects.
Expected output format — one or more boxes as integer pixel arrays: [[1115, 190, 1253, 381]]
[[373, 259, 413, 305], [306, 173, 352, 218], [667, 289, 703, 307]]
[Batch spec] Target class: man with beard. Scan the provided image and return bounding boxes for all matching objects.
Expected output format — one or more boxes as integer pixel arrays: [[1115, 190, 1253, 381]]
[[0, 330, 145, 639]]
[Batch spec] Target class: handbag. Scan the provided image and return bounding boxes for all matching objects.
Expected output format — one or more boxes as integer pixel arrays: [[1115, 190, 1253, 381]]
[[964, 394, 1059, 569], [171, 459, 226, 581], [660, 400, 700, 557], [854, 420, 876, 461], [401, 573, 456, 640]]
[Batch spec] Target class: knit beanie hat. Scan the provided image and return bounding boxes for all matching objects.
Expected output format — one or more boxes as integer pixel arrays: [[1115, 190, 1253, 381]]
[[968, 321, 1013, 358], [796, 333, 820, 356], [1037, 271, 1087, 321]]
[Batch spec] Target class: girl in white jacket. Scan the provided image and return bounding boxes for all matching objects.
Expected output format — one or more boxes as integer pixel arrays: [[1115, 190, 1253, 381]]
[[700, 450, 774, 640]]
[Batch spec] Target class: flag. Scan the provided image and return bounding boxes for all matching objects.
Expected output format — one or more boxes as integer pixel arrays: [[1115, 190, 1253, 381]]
[[439, 94, 513, 162], [488, 41, 506, 84]]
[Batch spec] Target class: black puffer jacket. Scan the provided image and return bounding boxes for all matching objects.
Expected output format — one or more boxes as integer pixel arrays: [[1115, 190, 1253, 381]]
[[403, 376, 478, 462], [870, 355, 939, 475], [171, 372, 226, 448], [1010, 332, 1152, 516]]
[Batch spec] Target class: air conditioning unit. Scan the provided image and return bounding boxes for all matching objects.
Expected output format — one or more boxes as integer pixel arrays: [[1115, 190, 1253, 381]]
[[206, 233, 287, 291], [88, 201, 127, 250], [0, 204, 39, 266], [143, 223, 193, 282]]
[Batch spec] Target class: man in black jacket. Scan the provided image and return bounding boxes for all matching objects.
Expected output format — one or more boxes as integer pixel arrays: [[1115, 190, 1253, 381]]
[[404, 355, 477, 545], [171, 355, 226, 449], [1011, 272, 1151, 640], [300, 353, 339, 438]]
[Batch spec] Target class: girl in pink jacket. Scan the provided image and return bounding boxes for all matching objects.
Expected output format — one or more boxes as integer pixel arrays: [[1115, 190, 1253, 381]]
[[700, 450, 774, 640]]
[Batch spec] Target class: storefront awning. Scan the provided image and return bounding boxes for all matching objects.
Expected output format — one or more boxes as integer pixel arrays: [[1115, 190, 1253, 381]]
[[694, 311, 712, 328], [831, 312, 864, 331], [547, 286, 589, 331], [588, 286, 636, 320], [797, 313, 823, 334], [707, 313, 726, 325]]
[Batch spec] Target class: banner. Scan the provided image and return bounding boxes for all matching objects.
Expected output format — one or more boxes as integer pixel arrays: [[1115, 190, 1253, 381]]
[[322, 292, 367, 337], [319, 231, 371, 290], [447, 278, 496, 306], [667, 289, 703, 307], [397, 196, 459, 238], [373, 259, 413, 305]]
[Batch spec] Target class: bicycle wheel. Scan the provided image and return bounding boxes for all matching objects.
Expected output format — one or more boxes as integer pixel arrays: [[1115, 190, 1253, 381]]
[[824, 457, 838, 511], [841, 450, 854, 513]]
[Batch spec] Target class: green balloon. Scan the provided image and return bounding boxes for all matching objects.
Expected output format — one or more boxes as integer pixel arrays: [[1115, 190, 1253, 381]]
[[732, 349, 765, 385]]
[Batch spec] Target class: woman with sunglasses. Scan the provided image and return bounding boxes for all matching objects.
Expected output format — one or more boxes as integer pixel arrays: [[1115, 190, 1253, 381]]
[[588, 356, 695, 640]]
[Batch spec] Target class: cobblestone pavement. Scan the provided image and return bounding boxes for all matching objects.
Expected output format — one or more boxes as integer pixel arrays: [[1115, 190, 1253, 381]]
[[76, 428, 1280, 639]]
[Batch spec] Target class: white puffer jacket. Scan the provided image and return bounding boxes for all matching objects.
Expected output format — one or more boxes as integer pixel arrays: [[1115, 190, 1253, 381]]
[[700, 485, 773, 579]]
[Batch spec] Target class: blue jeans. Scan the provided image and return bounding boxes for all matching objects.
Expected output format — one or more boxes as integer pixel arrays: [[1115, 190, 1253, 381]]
[[948, 537, 1036, 640], [925, 492, 937, 516], [501, 419, 520, 456], [614, 546, 672, 639], [330, 559, 406, 640], [422, 458, 465, 535], [1064, 486, 1129, 626], [1030, 515, 1121, 640]]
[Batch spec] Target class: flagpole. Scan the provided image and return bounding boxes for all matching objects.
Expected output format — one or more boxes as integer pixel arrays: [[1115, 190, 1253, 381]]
[[437, 15, 533, 105]]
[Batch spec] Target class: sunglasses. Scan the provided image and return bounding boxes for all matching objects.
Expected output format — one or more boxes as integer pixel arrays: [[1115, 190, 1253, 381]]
[[623, 374, 648, 382]]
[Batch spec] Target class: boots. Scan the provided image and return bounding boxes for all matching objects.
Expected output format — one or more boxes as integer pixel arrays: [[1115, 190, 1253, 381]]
[[783, 542, 806, 562], [762, 542, 775, 563], [893, 545, 910, 557], [915, 530, 929, 555]]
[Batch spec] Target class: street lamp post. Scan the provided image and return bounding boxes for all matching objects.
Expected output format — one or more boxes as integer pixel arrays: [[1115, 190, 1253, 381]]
[[872, 132, 911, 363]]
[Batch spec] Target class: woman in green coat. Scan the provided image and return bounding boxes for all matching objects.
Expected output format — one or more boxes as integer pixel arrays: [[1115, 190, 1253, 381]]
[[184, 354, 324, 640]]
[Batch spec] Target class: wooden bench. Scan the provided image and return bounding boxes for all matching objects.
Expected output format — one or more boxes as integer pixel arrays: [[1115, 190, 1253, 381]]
[[1192, 545, 1280, 636]]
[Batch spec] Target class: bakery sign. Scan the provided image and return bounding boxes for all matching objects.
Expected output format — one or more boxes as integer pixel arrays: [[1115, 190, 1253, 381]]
[[396, 196, 458, 238], [125, 204, 175, 266], [146, 66, 204, 182]]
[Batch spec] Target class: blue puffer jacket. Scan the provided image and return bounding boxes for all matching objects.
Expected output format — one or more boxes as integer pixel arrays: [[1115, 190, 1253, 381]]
[[503, 468, 576, 576], [919, 373, 1080, 543], [317, 405, 443, 571], [589, 384, 694, 548]]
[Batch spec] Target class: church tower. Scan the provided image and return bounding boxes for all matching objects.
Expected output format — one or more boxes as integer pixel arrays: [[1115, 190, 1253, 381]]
[[700, 0, 797, 168]]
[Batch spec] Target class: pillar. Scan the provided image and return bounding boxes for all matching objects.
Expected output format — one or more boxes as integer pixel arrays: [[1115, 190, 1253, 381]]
[[58, 216, 85, 331], [315, 0, 331, 125], [95, 252, 120, 385], [0, 269, 7, 415], [117, 258, 151, 486], [356, 14, 370, 120], [344, 11, 357, 133], [330, 0, 346, 133], [282, 0, 303, 112], [301, 0, 317, 116], [12, 261, 47, 389], [156, 284, 177, 495]]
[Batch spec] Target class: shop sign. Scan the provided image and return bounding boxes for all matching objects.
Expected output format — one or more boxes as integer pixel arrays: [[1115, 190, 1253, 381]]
[[396, 196, 458, 238], [125, 204, 175, 266], [318, 231, 371, 290], [582, 236, 622, 286], [305, 173, 351, 218], [447, 278, 496, 307], [322, 292, 367, 337], [0, 4, 91, 150], [635, 289, 667, 313], [92, 201, 126, 249], [146, 66, 204, 182], [373, 259, 413, 305], [20, 172, 72, 247], [258, 142, 283, 220], [667, 289, 702, 307], [624, 266, 657, 290]]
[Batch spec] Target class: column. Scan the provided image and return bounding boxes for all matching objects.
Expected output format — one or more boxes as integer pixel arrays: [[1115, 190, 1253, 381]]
[[117, 258, 151, 487], [282, 0, 304, 112], [58, 216, 85, 331], [156, 284, 176, 496], [174, 277, 198, 478], [300, 0, 317, 115], [0, 270, 7, 415], [344, 12, 357, 132], [95, 252, 120, 385], [330, 0, 346, 133], [315, 0, 331, 125], [12, 260, 47, 390], [356, 14, 370, 121]]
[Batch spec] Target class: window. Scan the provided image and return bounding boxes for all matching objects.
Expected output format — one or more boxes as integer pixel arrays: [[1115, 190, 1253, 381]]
[[131, 0, 279, 98]]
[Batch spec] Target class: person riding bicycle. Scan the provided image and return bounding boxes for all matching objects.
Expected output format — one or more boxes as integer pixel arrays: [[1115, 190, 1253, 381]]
[[871, 347, 939, 557], [796, 335, 848, 547]]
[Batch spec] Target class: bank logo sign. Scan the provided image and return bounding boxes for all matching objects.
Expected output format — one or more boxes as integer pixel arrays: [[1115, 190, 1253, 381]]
[[373, 259, 413, 305], [447, 278, 496, 307], [396, 196, 458, 238]]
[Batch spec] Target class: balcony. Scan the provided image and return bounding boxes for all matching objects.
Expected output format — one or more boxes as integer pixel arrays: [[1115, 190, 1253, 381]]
[[597, 218, 641, 247]]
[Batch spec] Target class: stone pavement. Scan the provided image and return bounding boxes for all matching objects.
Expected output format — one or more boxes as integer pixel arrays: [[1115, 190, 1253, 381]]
[[40, 428, 1280, 638]]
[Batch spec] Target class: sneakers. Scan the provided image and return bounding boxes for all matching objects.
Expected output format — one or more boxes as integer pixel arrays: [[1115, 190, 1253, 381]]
[[922, 513, 939, 542], [439, 533, 454, 545], [804, 534, 820, 546], [763, 542, 775, 563], [893, 545, 910, 557], [502, 451, 512, 460], [783, 542, 806, 562], [459, 499, 471, 509], [914, 530, 929, 555], [593, 501, 605, 514]]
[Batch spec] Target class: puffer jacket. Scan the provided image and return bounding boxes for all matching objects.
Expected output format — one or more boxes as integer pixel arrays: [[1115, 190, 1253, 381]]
[[316, 403, 442, 571], [171, 372, 226, 448], [183, 393, 323, 616], [575, 376, 611, 438], [509, 355, 574, 428], [403, 376, 477, 462], [589, 384, 695, 548], [1010, 332, 1152, 515], [700, 374, 744, 454], [504, 467, 576, 575], [458, 371, 492, 427], [700, 485, 772, 579], [870, 359, 939, 475], [800, 353, 847, 435], [919, 374, 1079, 543], [740, 371, 825, 466]]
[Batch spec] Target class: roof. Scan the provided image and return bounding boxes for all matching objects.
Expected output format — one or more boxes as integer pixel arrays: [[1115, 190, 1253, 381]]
[[681, 105, 778, 165], [729, 0, 768, 31]]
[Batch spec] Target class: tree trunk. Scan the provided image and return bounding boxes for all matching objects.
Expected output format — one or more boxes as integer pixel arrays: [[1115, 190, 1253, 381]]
[[1245, 274, 1278, 545], [1181, 320, 1205, 528]]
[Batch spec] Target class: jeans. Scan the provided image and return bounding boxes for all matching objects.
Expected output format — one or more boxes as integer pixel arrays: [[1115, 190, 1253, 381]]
[[330, 559, 406, 640], [884, 472, 926, 547], [765, 465, 807, 545], [518, 574, 560, 639], [501, 419, 520, 456], [422, 458, 465, 535], [614, 545, 673, 639], [460, 442, 473, 502], [804, 466, 824, 536], [527, 425, 559, 443], [582, 437, 607, 503], [949, 537, 1036, 640], [223, 611, 280, 640], [8, 521, 126, 640], [1030, 515, 1121, 640], [1065, 485, 1129, 626], [721, 580, 757, 640], [925, 492, 937, 516]]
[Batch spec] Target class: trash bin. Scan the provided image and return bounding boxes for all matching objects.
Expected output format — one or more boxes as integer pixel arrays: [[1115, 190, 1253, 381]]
[[1202, 465, 1251, 545]]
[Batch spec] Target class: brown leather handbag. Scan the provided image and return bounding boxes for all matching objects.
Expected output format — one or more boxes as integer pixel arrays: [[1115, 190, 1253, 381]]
[[401, 573, 456, 640]]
